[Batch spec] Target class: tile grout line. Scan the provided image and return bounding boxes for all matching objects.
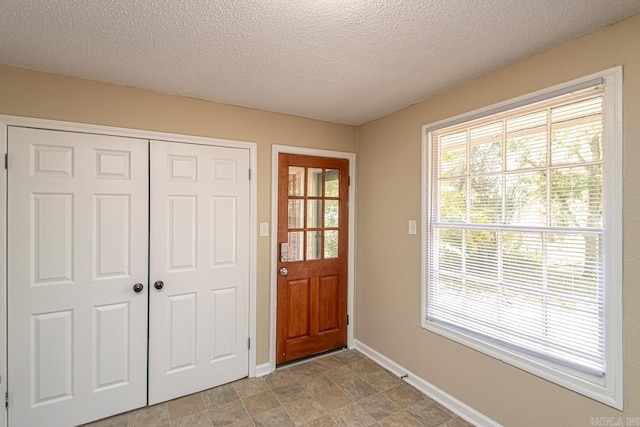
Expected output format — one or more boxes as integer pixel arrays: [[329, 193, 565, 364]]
[[199, 391, 214, 427], [233, 380, 258, 426]]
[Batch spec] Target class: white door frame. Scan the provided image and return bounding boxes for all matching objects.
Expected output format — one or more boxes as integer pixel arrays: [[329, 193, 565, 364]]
[[0, 114, 258, 426], [268, 145, 356, 373], [0, 120, 7, 427]]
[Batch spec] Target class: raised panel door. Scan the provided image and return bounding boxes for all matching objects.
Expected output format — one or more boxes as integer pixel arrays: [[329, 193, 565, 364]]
[[276, 154, 349, 364], [148, 140, 250, 404], [7, 127, 148, 427]]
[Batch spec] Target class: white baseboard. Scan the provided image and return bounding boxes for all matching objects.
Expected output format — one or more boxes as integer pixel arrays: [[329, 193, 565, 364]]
[[255, 362, 272, 378], [353, 340, 501, 427]]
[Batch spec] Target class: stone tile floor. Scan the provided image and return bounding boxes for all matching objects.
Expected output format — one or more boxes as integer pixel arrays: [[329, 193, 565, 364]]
[[84, 350, 474, 427]]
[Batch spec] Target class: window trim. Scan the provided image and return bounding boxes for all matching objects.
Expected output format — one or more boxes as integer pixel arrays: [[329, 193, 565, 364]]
[[420, 67, 623, 409]]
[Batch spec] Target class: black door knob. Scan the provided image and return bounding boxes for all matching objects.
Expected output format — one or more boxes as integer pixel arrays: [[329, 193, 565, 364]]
[[133, 283, 144, 293], [154, 280, 164, 290]]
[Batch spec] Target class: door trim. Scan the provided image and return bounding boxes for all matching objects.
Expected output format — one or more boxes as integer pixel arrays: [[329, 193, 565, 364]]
[[269, 145, 356, 372], [0, 120, 7, 427], [0, 114, 258, 426]]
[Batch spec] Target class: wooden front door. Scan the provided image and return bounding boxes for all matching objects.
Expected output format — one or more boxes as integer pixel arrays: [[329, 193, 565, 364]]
[[276, 154, 349, 364]]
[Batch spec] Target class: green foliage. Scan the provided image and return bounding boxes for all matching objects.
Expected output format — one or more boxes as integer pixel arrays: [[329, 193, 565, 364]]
[[436, 122, 602, 302], [324, 170, 340, 258]]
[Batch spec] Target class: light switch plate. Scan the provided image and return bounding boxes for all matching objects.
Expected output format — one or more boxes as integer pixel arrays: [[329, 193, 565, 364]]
[[260, 222, 269, 237], [408, 220, 417, 235]]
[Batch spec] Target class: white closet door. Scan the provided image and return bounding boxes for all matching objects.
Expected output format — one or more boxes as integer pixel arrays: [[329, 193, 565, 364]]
[[7, 127, 149, 427], [148, 140, 250, 404]]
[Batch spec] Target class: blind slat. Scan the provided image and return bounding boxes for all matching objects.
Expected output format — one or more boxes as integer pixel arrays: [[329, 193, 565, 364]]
[[427, 84, 605, 374]]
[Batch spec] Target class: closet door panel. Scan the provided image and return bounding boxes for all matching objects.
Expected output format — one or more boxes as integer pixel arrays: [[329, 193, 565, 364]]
[[7, 127, 149, 427], [148, 140, 250, 404]]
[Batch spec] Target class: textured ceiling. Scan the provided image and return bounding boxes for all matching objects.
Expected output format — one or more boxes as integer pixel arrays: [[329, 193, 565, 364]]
[[1, 1, 639, 125]]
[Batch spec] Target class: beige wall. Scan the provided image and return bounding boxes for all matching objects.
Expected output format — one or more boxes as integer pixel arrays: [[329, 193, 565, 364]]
[[356, 14, 640, 427], [0, 64, 357, 365]]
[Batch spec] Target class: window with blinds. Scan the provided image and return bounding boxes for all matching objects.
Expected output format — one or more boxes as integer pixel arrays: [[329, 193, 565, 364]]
[[422, 70, 623, 408]]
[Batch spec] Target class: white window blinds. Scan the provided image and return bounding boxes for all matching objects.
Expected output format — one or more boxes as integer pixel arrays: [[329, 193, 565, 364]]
[[426, 85, 606, 375]]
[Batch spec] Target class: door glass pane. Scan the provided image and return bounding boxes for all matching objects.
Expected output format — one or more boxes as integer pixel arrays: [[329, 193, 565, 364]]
[[288, 200, 304, 229], [288, 167, 305, 196], [325, 200, 339, 228], [325, 169, 340, 197], [325, 230, 338, 259], [307, 231, 322, 260], [287, 232, 304, 261], [308, 168, 323, 196], [307, 200, 322, 228]]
